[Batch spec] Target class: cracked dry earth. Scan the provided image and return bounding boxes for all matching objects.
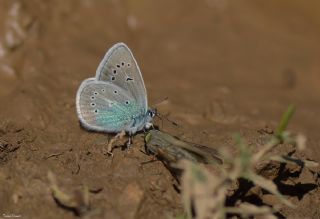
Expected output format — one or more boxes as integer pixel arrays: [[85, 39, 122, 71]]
[[0, 0, 320, 218]]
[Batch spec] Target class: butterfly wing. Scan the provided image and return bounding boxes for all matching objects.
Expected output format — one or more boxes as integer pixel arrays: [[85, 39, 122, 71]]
[[76, 78, 143, 133], [95, 42, 148, 113]]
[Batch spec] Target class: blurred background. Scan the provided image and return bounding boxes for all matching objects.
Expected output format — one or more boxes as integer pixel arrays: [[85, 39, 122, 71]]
[[0, 0, 319, 132], [0, 0, 319, 218]]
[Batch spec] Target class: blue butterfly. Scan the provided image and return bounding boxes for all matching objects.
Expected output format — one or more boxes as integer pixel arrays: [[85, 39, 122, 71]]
[[76, 43, 156, 150]]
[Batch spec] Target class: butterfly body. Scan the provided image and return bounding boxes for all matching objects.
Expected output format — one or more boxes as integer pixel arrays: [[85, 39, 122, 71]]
[[76, 43, 155, 136]]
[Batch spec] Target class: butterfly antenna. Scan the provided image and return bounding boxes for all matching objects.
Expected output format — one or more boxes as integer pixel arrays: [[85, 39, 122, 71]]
[[155, 113, 164, 129], [151, 97, 179, 127], [156, 111, 179, 127], [152, 96, 169, 107]]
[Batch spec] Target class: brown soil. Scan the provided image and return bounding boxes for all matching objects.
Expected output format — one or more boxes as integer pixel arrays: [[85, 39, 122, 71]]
[[0, 0, 319, 218]]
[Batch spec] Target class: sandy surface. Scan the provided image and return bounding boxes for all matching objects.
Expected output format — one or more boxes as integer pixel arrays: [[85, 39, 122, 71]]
[[0, 0, 319, 218]]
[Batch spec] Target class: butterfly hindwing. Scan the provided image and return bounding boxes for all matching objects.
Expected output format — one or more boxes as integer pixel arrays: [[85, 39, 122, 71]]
[[95, 43, 148, 113], [76, 78, 143, 133]]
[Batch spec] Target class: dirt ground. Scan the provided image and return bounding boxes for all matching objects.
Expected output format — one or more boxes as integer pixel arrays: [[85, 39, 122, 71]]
[[0, 0, 319, 218]]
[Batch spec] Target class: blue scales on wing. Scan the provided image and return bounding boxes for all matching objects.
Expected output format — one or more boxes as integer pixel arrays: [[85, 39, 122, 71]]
[[76, 78, 144, 133]]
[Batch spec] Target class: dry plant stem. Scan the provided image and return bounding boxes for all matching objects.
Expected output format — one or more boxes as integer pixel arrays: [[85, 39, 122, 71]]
[[252, 137, 280, 164], [181, 161, 230, 219], [106, 130, 126, 155], [225, 204, 275, 218], [47, 171, 90, 215], [269, 155, 319, 168], [48, 171, 78, 207]]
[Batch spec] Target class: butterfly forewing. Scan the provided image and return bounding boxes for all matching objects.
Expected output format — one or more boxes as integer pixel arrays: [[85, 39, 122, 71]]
[[76, 78, 142, 133], [95, 43, 148, 113]]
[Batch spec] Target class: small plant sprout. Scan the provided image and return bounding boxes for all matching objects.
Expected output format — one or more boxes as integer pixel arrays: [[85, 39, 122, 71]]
[[176, 105, 318, 219]]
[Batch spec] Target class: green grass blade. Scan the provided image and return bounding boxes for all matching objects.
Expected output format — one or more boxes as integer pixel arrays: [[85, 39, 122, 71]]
[[276, 105, 295, 137]]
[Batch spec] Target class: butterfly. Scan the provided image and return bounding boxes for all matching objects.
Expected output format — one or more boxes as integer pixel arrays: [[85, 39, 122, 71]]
[[76, 43, 156, 152]]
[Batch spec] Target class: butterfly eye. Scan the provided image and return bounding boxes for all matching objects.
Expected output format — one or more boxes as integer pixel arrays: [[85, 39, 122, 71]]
[[113, 70, 117, 74], [90, 96, 95, 100], [111, 76, 115, 81], [116, 64, 120, 68], [94, 92, 98, 95], [102, 89, 105, 92], [121, 62, 125, 66], [125, 101, 130, 105], [94, 109, 98, 114], [113, 90, 118, 94], [91, 103, 96, 107], [127, 63, 131, 67]]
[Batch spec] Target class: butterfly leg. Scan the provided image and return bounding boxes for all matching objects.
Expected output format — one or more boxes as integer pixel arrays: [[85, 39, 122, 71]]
[[126, 135, 133, 150], [106, 130, 126, 156]]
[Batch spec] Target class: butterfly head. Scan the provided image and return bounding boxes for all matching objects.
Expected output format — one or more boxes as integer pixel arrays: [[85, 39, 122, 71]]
[[147, 108, 158, 121], [144, 108, 157, 129], [147, 108, 157, 118]]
